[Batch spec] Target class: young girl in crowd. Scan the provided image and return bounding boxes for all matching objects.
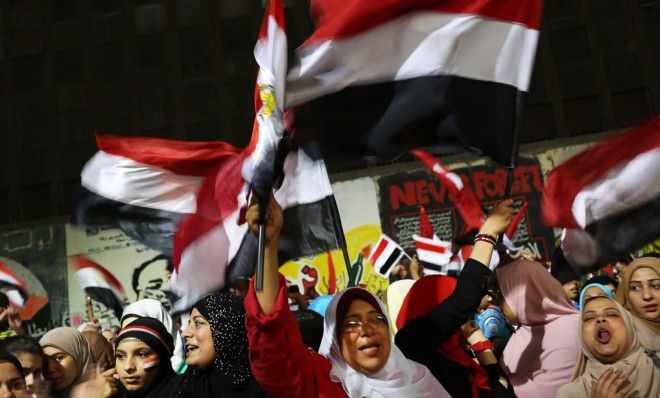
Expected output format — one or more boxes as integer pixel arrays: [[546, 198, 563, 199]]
[[0, 335, 48, 397], [39, 327, 93, 398], [176, 292, 264, 397], [0, 351, 30, 398], [614, 255, 660, 352], [114, 317, 178, 397], [244, 196, 448, 397], [121, 298, 186, 372], [495, 258, 580, 398], [557, 296, 660, 397]]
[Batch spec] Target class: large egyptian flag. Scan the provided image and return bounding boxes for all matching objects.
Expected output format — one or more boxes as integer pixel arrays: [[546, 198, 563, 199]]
[[71, 255, 127, 319], [287, 0, 543, 165], [73, 134, 238, 256], [542, 118, 660, 267]]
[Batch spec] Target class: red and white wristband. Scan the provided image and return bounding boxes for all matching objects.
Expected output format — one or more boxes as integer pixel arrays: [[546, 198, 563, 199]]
[[474, 233, 497, 246]]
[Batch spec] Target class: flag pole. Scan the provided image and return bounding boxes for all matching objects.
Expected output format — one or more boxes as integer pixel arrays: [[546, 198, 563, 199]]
[[504, 90, 524, 197], [255, 201, 267, 292]]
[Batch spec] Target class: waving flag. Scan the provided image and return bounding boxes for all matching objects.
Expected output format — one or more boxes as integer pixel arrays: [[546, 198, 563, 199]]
[[287, 0, 543, 165], [542, 118, 660, 267], [242, 0, 288, 202], [411, 149, 483, 231], [367, 235, 408, 278], [71, 255, 127, 319], [0, 260, 29, 308], [414, 207, 454, 275], [73, 134, 239, 255]]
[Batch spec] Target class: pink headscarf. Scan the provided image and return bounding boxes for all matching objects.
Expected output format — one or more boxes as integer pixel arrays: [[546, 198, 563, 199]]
[[496, 259, 580, 398]]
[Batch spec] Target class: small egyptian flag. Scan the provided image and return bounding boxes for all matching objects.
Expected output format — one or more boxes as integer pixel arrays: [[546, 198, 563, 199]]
[[414, 207, 453, 274], [0, 259, 48, 319], [368, 235, 408, 278]]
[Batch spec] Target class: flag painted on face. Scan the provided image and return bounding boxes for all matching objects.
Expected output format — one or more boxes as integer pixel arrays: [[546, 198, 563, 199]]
[[368, 235, 407, 277], [542, 118, 660, 267], [71, 255, 127, 319], [287, 0, 543, 165]]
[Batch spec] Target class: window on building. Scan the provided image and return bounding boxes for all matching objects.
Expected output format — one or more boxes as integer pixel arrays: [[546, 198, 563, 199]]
[[641, 2, 660, 47], [10, 0, 42, 29], [18, 183, 51, 220], [137, 34, 166, 70], [611, 88, 653, 128], [14, 89, 47, 119], [177, 0, 203, 27], [94, 11, 123, 42], [139, 96, 168, 131], [18, 117, 49, 150], [56, 82, 87, 112], [12, 55, 43, 91], [59, 178, 81, 215], [94, 40, 124, 77], [11, 27, 42, 56], [93, 0, 123, 14], [219, 16, 256, 54], [98, 102, 132, 132], [183, 75, 218, 122], [563, 95, 603, 135], [521, 103, 555, 142], [179, 27, 209, 76], [53, 0, 81, 22], [58, 110, 90, 146], [135, 2, 165, 34], [54, 48, 83, 84], [139, 68, 168, 98]]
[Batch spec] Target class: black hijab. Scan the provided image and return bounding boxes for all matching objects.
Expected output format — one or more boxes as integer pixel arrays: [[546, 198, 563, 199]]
[[176, 292, 264, 397], [115, 317, 179, 398]]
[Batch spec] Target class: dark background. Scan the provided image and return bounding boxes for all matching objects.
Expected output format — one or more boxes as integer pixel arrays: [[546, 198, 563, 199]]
[[1, 0, 659, 224]]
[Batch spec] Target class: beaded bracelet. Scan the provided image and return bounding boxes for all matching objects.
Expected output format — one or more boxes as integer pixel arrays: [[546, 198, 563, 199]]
[[474, 233, 497, 246]]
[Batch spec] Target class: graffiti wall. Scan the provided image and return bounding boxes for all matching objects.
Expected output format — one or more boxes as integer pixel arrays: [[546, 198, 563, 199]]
[[65, 225, 170, 328], [0, 223, 68, 338], [377, 157, 555, 261]]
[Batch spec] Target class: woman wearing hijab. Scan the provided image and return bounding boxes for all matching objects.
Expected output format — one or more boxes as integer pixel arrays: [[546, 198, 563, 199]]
[[614, 255, 660, 352], [176, 292, 264, 397], [115, 317, 179, 397], [121, 298, 186, 372], [495, 258, 580, 398], [579, 283, 614, 307], [0, 351, 30, 398], [557, 296, 660, 397], [395, 201, 516, 398], [82, 331, 115, 371], [244, 196, 448, 397], [40, 327, 92, 397]]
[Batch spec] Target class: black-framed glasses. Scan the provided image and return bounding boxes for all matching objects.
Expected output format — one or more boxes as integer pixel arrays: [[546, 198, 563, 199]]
[[341, 314, 388, 333]]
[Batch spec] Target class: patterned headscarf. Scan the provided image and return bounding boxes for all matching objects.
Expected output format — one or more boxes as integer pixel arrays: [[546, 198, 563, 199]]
[[193, 292, 253, 387]]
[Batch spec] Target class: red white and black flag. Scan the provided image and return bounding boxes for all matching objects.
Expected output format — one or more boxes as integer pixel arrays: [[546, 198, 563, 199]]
[[368, 235, 408, 278], [287, 0, 543, 165], [71, 255, 127, 319], [542, 118, 660, 267]]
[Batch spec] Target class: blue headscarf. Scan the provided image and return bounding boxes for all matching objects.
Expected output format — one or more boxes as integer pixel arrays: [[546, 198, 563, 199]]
[[578, 283, 613, 308]]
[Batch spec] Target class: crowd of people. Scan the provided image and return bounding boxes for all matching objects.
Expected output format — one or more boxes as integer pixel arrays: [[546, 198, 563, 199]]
[[0, 198, 658, 397]]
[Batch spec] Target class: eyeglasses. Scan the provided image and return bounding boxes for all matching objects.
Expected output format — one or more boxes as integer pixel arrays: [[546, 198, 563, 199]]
[[341, 314, 388, 333]]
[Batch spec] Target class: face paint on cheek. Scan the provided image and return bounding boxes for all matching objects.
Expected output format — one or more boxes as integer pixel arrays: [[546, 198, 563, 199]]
[[142, 354, 160, 371]]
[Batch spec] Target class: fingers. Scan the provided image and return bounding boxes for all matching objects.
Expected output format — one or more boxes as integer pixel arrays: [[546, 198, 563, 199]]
[[101, 367, 117, 377]]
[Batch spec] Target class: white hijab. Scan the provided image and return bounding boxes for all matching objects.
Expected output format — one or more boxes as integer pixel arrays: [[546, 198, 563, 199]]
[[121, 298, 173, 335], [318, 287, 449, 398]]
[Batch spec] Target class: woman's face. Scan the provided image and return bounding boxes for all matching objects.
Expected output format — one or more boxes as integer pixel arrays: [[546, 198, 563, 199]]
[[627, 267, 660, 321], [182, 307, 216, 371], [115, 340, 160, 393], [339, 299, 391, 375], [581, 298, 629, 363], [0, 361, 30, 398], [42, 346, 77, 392]]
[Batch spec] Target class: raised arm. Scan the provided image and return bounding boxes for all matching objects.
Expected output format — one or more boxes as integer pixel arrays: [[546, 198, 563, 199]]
[[396, 199, 515, 352], [245, 194, 283, 315]]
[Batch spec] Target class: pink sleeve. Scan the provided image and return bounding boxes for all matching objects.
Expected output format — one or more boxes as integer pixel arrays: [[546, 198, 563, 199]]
[[244, 274, 321, 397]]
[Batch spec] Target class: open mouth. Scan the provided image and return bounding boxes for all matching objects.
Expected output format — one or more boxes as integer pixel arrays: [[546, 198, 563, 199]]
[[596, 328, 611, 344], [358, 343, 381, 356], [185, 344, 199, 356]]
